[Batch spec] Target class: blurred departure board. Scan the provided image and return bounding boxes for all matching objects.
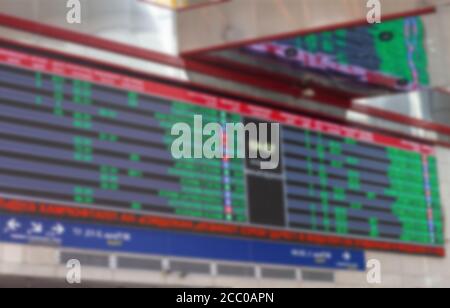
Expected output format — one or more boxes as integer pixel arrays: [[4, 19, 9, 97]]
[[247, 17, 429, 91], [0, 47, 444, 256]]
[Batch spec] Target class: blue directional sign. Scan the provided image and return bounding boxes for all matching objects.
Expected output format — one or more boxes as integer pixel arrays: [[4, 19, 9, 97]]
[[0, 214, 365, 271]]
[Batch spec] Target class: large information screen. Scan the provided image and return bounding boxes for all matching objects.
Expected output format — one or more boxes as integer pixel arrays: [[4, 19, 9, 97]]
[[0, 47, 444, 256]]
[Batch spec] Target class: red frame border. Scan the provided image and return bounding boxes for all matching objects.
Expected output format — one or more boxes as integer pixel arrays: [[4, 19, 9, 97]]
[[0, 34, 445, 257], [0, 196, 444, 257]]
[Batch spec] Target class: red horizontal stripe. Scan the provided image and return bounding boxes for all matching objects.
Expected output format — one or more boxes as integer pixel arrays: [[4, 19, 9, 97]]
[[0, 196, 444, 257]]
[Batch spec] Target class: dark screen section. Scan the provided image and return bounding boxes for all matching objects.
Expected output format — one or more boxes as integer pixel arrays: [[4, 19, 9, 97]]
[[247, 175, 285, 227]]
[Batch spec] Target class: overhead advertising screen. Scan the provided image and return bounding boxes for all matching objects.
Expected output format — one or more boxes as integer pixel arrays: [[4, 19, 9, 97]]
[[0, 46, 444, 259], [246, 17, 429, 91]]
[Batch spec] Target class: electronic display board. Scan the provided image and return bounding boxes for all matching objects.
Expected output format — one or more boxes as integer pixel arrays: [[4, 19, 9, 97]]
[[0, 46, 444, 257], [246, 17, 429, 91]]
